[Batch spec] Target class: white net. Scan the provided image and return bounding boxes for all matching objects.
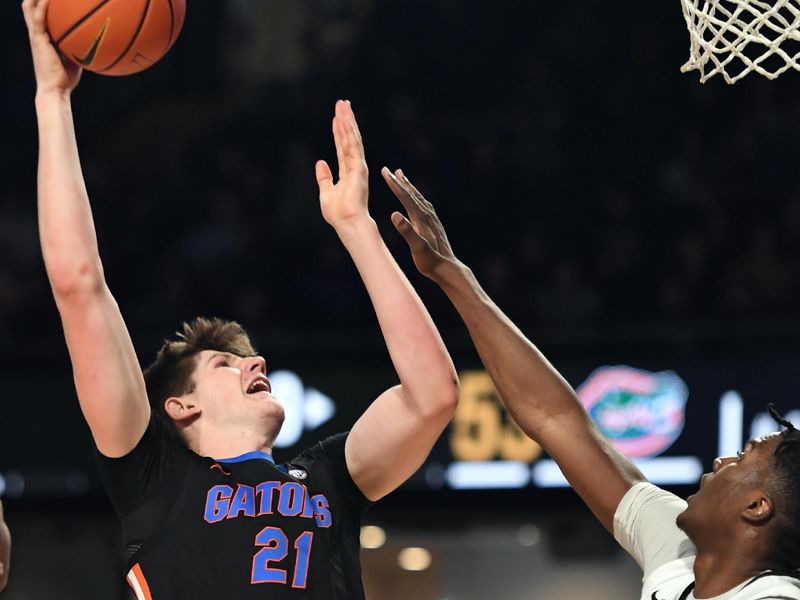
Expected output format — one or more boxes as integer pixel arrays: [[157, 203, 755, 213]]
[[680, 0, 800, 83]]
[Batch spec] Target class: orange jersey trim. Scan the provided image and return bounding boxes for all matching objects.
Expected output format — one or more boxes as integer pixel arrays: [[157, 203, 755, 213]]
[[127, 563, 154, 600]]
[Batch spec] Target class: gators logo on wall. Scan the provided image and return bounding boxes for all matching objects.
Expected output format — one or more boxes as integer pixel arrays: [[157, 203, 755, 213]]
[[577, 366, 688, 458]]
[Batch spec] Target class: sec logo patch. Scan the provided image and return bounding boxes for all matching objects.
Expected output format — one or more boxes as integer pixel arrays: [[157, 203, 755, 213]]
[[289, 469, 308, 480]]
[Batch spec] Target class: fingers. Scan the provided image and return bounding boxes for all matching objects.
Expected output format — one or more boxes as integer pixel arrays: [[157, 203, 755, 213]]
[[391, 211, 430, 253], [315, 160, 334, 194], [342, 100, 364, 159], [333, 100, 365, 166], [21, 0, 35, 31], [326, 100, 368, 197], [381, 167, 412, 207], [381, 166, 430, 223], [396, 169, 436, 217], [396, 169, 428, 206], [34, 0, 49, 24], [22, 0, 48, 36], [332, 113, 347, 180]]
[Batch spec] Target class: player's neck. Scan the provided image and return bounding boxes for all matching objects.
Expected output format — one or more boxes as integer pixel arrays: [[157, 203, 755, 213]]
[[692, 544, 770, 598], [191, 426, 276, 460]]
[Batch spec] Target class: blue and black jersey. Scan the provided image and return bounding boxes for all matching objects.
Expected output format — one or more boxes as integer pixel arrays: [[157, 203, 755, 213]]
[[95, 414, 371, 599]]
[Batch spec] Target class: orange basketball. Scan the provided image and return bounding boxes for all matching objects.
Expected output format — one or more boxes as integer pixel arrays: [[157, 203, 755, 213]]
[[46, 0, 186, 76]]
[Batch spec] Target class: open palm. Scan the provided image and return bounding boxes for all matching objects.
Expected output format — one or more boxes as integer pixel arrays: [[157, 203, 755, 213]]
[[316, 100, 369, 226]]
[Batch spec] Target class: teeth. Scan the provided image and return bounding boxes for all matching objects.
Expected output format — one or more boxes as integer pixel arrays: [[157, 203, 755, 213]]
[[248, 380, 269, 394]]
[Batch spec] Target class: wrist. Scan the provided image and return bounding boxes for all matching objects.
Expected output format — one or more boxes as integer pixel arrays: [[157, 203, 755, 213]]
[[35, 89, 72, 107], [432, 258, 470, 288], [331, 214, 378, 242]]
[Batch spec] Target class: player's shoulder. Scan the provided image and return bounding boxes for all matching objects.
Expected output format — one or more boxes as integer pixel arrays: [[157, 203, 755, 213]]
[[625, 481, 687, 506], [280, 431, 372, 513], [616, 481, 689, 529], [289, 432, 349, 464], [280, 432, 353, 488]]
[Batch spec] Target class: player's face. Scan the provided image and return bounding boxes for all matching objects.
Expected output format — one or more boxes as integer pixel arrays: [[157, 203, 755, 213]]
[[188, 350, 285, 430], [676, 432, 781, 541]]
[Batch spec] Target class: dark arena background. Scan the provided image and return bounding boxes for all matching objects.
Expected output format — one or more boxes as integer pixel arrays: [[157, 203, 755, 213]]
[[2, 1, 800, 598]]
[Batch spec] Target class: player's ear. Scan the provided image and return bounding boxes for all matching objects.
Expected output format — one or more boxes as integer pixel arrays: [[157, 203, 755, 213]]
[[742, 491, 773, 524], [164, 396, 201, 422]]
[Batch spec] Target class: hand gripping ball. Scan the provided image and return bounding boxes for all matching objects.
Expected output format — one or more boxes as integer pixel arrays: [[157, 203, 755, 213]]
[[46, 0, 186, 76]]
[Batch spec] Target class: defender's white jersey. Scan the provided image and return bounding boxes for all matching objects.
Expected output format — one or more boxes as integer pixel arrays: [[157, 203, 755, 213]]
[[614, 482, 800, 600]]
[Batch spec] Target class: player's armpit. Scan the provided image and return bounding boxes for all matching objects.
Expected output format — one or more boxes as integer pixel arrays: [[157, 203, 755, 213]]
[[345, 384, 457, 502]]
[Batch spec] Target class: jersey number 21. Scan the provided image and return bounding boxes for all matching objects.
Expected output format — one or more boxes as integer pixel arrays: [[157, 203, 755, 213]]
[[251, 527, 314, 588]]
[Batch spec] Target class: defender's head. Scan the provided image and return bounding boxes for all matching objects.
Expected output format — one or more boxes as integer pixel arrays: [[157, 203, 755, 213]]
[[143, 317, 284, 452], [677, 405, 800, 572]]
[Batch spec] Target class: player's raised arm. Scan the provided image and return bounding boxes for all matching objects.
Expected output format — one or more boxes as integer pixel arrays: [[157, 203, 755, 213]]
[[384, 170, 645, 531], [24, 0, 149, 457], [315, 101, 459, 502]]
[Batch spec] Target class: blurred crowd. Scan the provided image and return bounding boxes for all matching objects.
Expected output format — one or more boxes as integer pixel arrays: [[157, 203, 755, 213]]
[[2, 0, 800, 354]]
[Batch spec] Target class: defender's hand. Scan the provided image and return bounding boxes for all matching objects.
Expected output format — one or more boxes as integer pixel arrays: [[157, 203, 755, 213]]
[[383, 168, 458, 279], [22, 0, 81, 97], [316, 100, 370, 228]]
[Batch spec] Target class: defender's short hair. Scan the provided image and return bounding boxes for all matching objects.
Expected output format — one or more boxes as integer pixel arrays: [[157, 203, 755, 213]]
[[766, 404, 800, 575], [143, 317, 257, 436]]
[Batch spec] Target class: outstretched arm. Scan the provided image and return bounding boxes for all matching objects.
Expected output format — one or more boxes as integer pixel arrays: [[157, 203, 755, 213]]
[[315, 102, 459, 501], [0, 500, 9, 591], [24, 0, 149, 457], [384, 169, 644, 531]]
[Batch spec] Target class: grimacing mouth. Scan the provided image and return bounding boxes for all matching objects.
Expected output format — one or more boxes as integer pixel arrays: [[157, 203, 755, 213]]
[[246, 376, 272, 395]]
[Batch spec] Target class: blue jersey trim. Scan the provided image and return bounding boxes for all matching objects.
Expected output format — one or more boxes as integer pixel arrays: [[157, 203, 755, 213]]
[[217, 451, 275, 464]]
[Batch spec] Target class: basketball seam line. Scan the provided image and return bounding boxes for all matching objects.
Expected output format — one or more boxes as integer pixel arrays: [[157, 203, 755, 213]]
[[53, 0, 114, 46], [98, 0, 153, 73], [166, 0, 176, 53]]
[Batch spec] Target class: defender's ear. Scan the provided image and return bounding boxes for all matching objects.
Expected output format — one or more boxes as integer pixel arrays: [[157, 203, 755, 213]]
[[165, 396, 201, 423], [742, 492, 773, 524]]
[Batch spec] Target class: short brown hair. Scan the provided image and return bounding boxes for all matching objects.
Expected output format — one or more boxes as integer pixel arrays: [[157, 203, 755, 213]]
[[143, 317, 257, 430]]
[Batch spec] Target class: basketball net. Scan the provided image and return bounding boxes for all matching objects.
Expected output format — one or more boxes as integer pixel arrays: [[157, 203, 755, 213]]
[[680, 0, 800, 83]]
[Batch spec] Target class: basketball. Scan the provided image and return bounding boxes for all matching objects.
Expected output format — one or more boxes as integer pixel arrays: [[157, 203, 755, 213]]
[[45, 0, 186, 76]]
